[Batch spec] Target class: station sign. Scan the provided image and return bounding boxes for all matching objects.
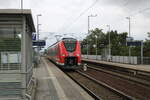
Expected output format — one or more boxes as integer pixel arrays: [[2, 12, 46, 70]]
[[32, 34, 36, 40], [33, 40, 46, 46], [127, 41, 142, 46]]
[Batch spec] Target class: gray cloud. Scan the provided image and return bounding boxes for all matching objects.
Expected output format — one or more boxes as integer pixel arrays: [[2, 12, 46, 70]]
[[0, 0, 149, 42], [0, 0, 12, 5], [97, 0, 150, 16], [98, 0, 150, 7], [0, 0, 21, 8]]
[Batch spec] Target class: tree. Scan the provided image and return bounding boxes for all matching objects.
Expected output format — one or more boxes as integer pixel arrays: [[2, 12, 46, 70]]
[[81, 28, 128, 56], [144, 32, 150, 56], [81, 28, 150, 57]]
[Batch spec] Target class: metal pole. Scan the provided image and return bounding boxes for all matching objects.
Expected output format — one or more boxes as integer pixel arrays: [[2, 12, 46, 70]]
[[96, 35, 97, 59], [129, 17, 131, 37], [37, 15, 42, 43], [37, 14, 42, 64], [21, 0, 23, 14], [107, 25, 111, 61], [129, 17, 131, 64], [109, 26, 111, 60], [37, 15, 39, 41], [126, 17, 131, 64], [37, 14, 42, 41], [87, 16, 90, 59], [141, 40, 143, 64], [21, 0, 23, 10], [87, 14, 97, 59]]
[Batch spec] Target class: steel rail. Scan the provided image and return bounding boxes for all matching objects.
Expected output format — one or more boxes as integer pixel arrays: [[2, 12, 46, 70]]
[[65, 71, 102, 100], [86, 65, 150, 87], [76, 70, 134, 100]]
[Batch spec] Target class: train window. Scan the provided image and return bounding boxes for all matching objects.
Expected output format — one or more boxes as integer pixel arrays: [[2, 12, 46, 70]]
[[63, 39, 77, 52]]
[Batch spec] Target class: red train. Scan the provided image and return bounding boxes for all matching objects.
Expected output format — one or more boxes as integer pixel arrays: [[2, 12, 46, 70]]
[[47, 38, 81, 69]]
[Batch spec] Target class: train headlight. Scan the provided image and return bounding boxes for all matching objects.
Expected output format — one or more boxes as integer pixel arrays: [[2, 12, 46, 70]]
[[62, 54, 65, 57], [76, 54, 80, 56]]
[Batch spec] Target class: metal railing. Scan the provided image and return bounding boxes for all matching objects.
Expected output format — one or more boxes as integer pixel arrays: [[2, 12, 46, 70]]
[[82, 55, 150, 65]]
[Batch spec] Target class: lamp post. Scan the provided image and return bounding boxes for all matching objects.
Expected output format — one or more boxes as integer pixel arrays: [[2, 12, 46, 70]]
[[107, 25, 111, 61], [87, 14, 97, 59], [37, 14, 42, 42], [37, 14, 42, 64], [21, 0, 23, 10], [126, 17, 131, 64], [126, 17, 131, 37], [95, 35, 98, 59], [141, 40, 143, 64]]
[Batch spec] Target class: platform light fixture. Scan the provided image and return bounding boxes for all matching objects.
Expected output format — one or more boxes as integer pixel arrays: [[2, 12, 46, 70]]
[[126, 16, 131, 64], [87, 14, 97, 59], [106, 25, 111, 61]]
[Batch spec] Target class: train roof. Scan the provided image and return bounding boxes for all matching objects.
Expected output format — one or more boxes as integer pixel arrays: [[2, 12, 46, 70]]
[[47, 38, 77, 49], [62, 38, 77, 41]]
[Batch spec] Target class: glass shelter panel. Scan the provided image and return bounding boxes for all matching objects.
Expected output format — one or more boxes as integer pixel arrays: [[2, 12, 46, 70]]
[[0, 15, 22, 71]]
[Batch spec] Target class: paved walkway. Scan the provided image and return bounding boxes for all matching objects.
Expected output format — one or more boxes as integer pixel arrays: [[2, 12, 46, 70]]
[[35, 58, 94, 100]]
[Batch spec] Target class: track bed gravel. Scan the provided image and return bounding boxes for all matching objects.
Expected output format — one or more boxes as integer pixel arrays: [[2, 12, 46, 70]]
[[78, 68, 150, 100], [67, 71, 129, 100]]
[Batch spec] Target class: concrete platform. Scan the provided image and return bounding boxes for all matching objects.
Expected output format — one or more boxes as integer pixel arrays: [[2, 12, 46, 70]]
[[35, 58, 94, 100], [82, 58, 150, 73]]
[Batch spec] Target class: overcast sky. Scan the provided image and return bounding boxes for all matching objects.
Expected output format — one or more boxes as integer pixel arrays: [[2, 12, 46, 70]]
[[0, 0, 150, 47]]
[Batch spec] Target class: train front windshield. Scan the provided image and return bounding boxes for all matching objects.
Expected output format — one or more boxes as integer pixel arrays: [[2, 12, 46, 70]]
[[63, 38, 77, 52]]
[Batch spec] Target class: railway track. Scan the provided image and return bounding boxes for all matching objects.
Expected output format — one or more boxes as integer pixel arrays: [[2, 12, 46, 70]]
[[86, 65, 150, 87], [82, 61, 150, 82], [66, 71, 101, 100], [48, 59, 150, 100], [76, 65, 150, 100], [65, 70, 131, 100]]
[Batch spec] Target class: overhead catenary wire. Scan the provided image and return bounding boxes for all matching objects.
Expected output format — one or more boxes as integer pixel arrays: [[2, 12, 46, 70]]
[[58, 0, 99, 33], [58, 0, 129, 36], [72, 0, 99, 23], [58, 0, 149, 39], [66, 0, 129, 33], [130, 7, 150, 17]]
